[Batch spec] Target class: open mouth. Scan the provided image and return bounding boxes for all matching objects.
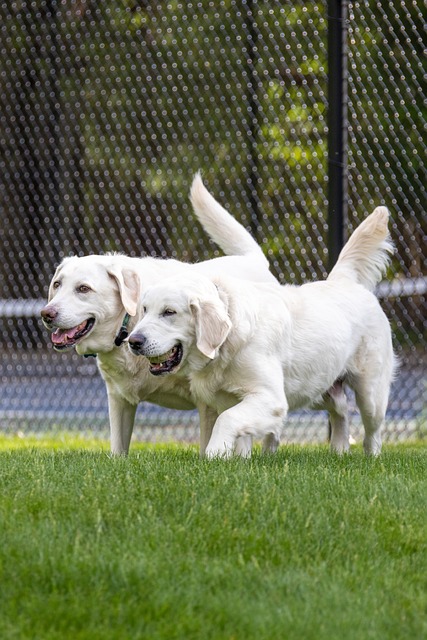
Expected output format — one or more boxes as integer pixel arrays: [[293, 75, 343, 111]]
[[51, 318, 95, 351], [147, 344, 183, 376]]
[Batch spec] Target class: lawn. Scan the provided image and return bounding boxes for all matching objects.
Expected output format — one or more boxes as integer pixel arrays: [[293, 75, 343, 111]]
[[0, 435, 425, 640]]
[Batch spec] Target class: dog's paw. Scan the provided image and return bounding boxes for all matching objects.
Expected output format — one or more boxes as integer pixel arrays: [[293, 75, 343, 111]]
[[205, 443, 233, 460]]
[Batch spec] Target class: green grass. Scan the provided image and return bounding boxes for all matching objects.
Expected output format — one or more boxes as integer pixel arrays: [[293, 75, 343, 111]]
[[0, 436, 425, 640]]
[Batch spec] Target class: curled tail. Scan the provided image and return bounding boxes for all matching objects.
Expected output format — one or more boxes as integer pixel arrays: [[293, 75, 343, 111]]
[[328, 206, 394, 291], [190, 172, 269, 266]]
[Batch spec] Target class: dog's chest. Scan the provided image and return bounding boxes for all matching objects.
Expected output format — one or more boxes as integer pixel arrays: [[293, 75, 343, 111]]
[[97, 351, 195, 409], [190, 367, 240, 414]]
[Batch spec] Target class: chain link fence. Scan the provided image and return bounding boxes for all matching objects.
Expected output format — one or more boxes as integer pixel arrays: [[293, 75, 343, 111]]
[[0, 1, 425, 445]]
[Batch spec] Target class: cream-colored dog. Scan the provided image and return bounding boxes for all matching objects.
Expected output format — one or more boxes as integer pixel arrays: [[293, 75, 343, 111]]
[[41, 174, 277, 455], [128, 206, 396, 457]]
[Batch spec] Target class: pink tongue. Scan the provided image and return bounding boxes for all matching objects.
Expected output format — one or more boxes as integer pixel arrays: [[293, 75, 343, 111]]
[[51, 321, 86, 345]]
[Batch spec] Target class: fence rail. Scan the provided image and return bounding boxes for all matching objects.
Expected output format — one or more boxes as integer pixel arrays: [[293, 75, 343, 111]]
[[1, 275, 426, 319]]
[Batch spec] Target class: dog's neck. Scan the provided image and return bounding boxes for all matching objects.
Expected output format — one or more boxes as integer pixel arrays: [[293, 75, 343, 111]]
[[83, 312, 132, 358], [114, 313, 131, 347]]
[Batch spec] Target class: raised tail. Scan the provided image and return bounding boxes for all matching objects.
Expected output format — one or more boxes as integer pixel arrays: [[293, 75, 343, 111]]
[[328, 206, 394, 291], [190, 172, 269, 265]]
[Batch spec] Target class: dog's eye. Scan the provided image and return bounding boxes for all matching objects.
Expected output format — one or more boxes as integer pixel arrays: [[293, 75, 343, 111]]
[[143, 306, 147, 314], [52, 281, 61, 290], [162, 309, 176, 317], [77, 285, 91, 294]]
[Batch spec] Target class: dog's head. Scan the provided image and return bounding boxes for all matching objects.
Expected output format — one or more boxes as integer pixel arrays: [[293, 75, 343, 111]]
[[127, 275, 232, 376], [40, 255, 140, 355]]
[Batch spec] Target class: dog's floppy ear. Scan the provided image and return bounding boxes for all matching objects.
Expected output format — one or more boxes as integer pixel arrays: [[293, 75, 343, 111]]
[[107, 266, 140, 317], [47, 258, 70, 301], [190, 297, 231, 359], [48, 265, 62, 302]]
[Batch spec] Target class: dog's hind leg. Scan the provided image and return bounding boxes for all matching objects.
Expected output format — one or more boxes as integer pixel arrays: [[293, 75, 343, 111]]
[[353, 379, 390, 456], [321, 380, 350, 454], [352, 340, 394, 456]]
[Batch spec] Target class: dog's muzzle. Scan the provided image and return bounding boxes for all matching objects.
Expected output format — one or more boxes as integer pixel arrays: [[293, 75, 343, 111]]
[[128, 333, 183, 376], [127, 333, 147, 356]]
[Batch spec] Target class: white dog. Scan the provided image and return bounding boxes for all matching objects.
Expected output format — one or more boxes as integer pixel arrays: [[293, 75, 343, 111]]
[[128, 206, 396, 457], [41, 174, 277, 455]]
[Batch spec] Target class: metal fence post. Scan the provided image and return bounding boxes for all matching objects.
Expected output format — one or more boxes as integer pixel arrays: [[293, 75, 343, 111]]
[[246, 0, 261, 237], [327, 0, 348, 271], [327, 0, 348, 442]]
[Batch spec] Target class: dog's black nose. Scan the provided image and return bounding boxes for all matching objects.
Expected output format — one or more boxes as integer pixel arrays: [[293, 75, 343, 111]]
[[41, 306, 57, 323], [128, 333, 147, 355]]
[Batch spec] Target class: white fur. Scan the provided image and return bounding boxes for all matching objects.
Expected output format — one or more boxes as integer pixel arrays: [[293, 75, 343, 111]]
[[41, 175, 277, 455], [131, 206, 396, 458], [190, 172, 270, 264]]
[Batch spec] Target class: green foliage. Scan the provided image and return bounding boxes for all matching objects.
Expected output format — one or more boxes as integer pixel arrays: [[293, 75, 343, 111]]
[[0, 439, 425, 639], [0, 1, 330, 272]]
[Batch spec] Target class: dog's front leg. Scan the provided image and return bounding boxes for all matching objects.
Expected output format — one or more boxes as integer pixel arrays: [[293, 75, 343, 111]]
[[107, 390, 137, 455], [234, 436, 253, 458], [205, 390, 287, 459], [197, 404, 218, 457], [198, 403, 253, 458]]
